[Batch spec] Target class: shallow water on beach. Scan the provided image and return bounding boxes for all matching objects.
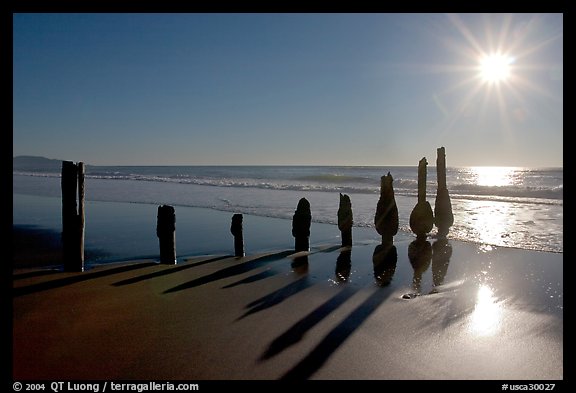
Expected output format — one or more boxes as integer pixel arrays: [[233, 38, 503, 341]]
[[14, 166, 563, 254], [14, 193, 389, 265]]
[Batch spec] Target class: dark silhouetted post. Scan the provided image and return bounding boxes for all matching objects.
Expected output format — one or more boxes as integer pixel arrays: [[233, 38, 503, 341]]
[[337, 193, 353, 247], [374, 172, 399, 243], [292, 198, 311, 252], [230, 213, 245, 257], [77, 163, 85, 267], [157, 205, 176, 264], [434, 147, 454, 238], [61, 160, 85, 272], [409, 158, 434, 239]]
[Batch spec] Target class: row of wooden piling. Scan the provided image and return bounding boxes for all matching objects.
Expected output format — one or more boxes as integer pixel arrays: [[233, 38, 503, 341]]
[[61, 161, 85, 272], [60, 147, 453, 271], [409, 147, 454, 240]]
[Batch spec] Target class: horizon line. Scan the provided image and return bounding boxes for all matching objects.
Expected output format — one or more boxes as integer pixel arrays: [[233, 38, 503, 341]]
[[12, 156, 563, 170]]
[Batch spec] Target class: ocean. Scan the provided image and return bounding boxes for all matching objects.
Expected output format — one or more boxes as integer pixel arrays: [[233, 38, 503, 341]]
[[13, 165, 563, 256]]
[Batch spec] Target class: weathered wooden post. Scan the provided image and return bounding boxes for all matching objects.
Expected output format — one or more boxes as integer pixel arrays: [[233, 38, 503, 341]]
[[61, 161, 85, 272], [78, 163, 85, 267], [157, 205, 176, 264], [337, 193, 353, 247], [434, 147, 454, 238], [409, 157, 434, 239], [292, 198, 311, 252], [230, 213, 245, 257], [374, 172, 399, 243]]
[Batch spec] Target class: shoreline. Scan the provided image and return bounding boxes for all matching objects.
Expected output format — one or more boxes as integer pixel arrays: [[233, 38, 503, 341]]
[[13, 192, 562, 272], [13, 219, 563, 274], [13, 171, 564, 254]]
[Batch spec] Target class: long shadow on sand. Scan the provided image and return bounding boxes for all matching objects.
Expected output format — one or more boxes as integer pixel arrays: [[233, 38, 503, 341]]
[[13, 262, 159, 297], [222, 269, 277, 289], [281, 284, 396, 380], [163, 250, 294, 294], [13, 270, 62, 280], [280, 243, 398, 380], [314, 245, 343, 254], [234, 247, 345, 317], [238, 276, 314, 320], [260, 284, 358, 360], [112, 255, 232, 286]]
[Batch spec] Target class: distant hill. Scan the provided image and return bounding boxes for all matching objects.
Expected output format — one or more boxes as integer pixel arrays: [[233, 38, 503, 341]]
[[13, 156, 68, 172]]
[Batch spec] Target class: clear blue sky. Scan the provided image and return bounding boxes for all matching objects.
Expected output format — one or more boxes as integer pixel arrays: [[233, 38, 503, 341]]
[[13, 13, 563, 167]]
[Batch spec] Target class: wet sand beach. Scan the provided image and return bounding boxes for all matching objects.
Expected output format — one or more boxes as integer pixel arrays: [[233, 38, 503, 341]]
[[13, 232, 562, 380]]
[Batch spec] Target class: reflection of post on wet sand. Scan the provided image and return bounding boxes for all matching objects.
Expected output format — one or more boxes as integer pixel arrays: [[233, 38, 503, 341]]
[[335, 247, 352, 283], [407, 238, 432, 296], [291, 254, 309, 275], [431, 239, 452, 292], [372, 240, 397, 287]]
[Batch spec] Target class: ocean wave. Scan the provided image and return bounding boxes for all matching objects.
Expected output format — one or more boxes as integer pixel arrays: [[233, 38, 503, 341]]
[[294, 174, 374, 183], [13, 170, 562, 205], [449, 183, 563, 201], [13, 171, 60, 178]]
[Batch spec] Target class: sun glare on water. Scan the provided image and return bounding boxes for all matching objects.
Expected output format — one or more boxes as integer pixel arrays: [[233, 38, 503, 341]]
[[472, 166, 516, 187], [469, 284, 502, 336]]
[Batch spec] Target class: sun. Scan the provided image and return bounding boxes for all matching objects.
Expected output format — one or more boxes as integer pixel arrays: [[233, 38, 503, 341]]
[[478, 53, 514, 84]]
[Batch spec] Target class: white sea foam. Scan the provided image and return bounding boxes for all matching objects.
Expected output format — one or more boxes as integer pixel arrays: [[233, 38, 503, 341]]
[[13, 166, 563, 205]]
